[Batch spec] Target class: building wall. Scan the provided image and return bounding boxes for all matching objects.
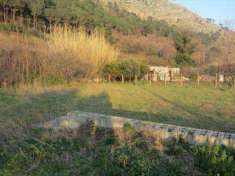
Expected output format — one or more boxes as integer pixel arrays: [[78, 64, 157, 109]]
[[149, 66, 180, 81]]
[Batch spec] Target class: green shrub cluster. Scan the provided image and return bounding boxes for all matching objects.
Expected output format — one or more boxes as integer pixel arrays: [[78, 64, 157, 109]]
[[0, 126, 183, 176], [103, 59, 149, 81], [193, 144, 235, 175], [1, 122, 235, 175]]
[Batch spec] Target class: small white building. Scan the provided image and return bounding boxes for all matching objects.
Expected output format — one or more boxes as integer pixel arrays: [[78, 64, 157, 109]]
[[148, 66, 181, 81], [218, 74, 225, 83]]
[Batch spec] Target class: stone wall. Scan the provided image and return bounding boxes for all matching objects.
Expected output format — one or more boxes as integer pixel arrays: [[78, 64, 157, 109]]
[[42, 111, 235, 148]]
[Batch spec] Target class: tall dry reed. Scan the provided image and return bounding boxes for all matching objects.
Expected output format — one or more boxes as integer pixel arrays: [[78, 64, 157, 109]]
[[47, 26, 118, 78], [0, 27, 118, 86]]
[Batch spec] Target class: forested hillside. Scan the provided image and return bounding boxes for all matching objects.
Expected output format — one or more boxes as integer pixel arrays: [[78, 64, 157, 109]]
[[1, 0, 235, 76], [0, 0, 179, 37]]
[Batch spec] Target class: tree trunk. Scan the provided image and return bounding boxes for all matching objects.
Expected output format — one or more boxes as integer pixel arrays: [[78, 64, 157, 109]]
[[27, 17, 31, 28], [4, 6, 9, 23], [33, 14, 37, 28], [49, 17, 52, 33], [12, 8, 16, 24], [19, 9, 23, 26], [3, 6, 6, 23]]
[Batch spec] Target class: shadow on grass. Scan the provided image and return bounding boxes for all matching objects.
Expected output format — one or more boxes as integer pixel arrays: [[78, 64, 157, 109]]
[[0, 87, 234, 140]]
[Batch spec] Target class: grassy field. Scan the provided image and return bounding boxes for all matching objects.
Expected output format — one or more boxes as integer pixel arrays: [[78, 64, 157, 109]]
[[1, 82, 235, 140]]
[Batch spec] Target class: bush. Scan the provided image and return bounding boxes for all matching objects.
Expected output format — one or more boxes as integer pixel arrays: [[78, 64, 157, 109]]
[[193, 144, 235, 175], [0, 126, 184, 176], [174, 53, 195, 66], [103, 59, 149, 81]]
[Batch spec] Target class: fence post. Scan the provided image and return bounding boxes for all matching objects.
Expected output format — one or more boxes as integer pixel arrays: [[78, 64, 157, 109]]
[[149, 73, 152, 85], [215, 73, 218, 88], [121, 74, 124, 84], [164, 74, 167, 88], [197, 72, 200, 88], [96, 76, 100, 83], [108, 74, 111, 83], [134, 75, 137, 85], [180, 73, 183, 86], [233, 77, 235, 88]]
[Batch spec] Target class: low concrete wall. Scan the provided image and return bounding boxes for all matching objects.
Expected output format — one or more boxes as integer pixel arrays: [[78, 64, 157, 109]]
[[42, 111, 235, 148]]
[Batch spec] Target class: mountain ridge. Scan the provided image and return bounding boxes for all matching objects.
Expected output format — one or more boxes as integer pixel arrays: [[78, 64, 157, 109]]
[[98, 0, 221, 34]]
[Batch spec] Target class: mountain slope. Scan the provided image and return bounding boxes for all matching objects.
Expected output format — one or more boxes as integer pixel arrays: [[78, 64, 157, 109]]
[[99, 0, 220, 34], [99, 0, 235, 70]]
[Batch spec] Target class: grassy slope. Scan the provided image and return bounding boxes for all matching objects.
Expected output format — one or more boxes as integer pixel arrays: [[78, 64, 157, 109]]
[[1, 83, 235, 136]]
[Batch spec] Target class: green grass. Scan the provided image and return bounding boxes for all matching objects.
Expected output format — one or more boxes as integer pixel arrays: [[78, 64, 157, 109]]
[[0, 82, 235, 175], [0, 82, 235, 140]]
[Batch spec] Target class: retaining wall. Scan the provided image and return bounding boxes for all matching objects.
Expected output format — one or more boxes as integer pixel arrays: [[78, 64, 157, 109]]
[[42, 111, 235, 148]]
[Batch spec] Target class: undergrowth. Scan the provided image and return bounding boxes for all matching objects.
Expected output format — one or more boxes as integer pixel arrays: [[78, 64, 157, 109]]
[[0, 122, 234, 176]]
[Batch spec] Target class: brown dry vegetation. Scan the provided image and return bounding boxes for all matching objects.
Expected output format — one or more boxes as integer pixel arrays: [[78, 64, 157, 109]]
[[114, 32, 176, 58], [0, 28, 118, 86]]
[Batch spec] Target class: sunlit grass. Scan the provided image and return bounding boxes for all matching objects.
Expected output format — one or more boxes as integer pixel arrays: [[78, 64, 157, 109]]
[[1, 82, 235, 141]]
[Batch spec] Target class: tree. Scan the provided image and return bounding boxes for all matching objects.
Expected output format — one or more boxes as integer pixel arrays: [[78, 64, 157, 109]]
[[0, 0, 9, 23], [8, 0, 26, 24], [174, 34, 195, 55], [44, 0, 56, 32], [27, 0, 44, 28], [174, 34, 195, 66], [174, 53, 195, 65]]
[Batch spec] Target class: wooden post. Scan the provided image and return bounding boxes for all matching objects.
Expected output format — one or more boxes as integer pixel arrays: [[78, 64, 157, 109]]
[[164, 74, 167, 88], [180, 73, 183, 86], [215, 73, 218, 88], [149, 73, 152, 85], [108, 74, 111, 83], [233, 76, 235, 88], [197, 72, 200, 88], [134, 75, 138, 85], [96, 76, 100, 83], [121, 74, 124, 84]]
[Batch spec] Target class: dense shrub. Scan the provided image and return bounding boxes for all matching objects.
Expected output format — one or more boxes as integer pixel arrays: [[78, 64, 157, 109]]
[[193, 144, 235, 175], [103, 59, 149, 81], [173, 34, 195, 66], [174, 53, 195, 66]]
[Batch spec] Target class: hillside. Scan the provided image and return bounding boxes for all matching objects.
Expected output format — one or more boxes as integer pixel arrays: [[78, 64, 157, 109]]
[[1, 0, 235, 74], [99, 0, 235, 71], [99, 0, 220, 34], [1, 2, 235, 175]]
